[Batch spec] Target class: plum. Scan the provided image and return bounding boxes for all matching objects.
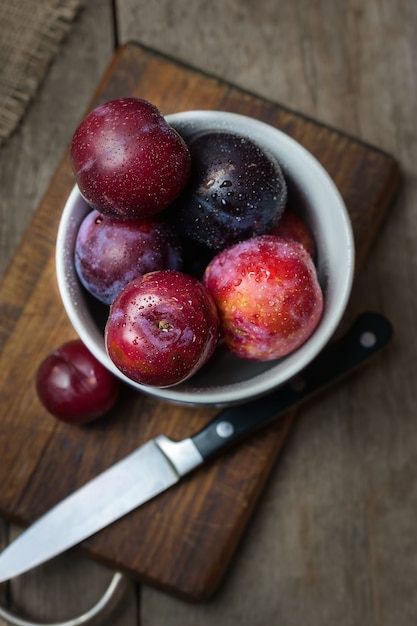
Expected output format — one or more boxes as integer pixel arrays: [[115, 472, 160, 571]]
[[270, 206, 316, 260], [36, 340, 120, 423], [70, 98, 191, 219], [75, 210, 182, 304], [203, 235, 323, 361], [105, 270, 220, 387], [173, 130, 287, 250]]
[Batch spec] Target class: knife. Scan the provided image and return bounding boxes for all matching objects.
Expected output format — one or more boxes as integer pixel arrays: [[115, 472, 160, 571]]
[[0, 311, 392, 582]]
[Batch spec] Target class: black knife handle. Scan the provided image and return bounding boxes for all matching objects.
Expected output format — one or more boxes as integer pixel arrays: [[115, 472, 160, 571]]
[[191, 312, 393, 461]]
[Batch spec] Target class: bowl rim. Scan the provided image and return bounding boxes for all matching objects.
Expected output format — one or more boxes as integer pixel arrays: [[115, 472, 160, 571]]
[[56, 110, 355, 407]]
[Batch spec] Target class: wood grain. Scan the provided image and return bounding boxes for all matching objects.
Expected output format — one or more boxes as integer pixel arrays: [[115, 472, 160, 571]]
[[124, 3, 417, 621], [0, 2, 133, 625], [1, 0, 417, 624], [0, 42, 399, 602]]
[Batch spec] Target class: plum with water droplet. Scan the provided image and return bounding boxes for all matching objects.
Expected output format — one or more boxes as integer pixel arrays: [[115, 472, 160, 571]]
[[173, 131, 287, 250], [75, 210, 182, 305], [105, 270, 220, 387], [203, 235, 323, 360], [70, 98, 191, 219], [270, 206, 316, 260]]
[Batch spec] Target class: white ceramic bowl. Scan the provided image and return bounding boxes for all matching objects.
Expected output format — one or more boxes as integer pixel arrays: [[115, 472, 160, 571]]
[[56, 110, 355, 407]]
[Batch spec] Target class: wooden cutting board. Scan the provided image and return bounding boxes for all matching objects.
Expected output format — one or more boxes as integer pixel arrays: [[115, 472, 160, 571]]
[[0, 43, 400, 601]]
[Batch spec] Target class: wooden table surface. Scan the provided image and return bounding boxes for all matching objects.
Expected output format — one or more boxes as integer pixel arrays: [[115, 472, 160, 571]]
[[0, 1, 416, 624]]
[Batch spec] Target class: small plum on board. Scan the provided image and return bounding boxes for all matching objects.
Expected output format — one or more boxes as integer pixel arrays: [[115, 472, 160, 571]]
[[203, 235, 323, 361], [70, 98, 191, 219], [105, 270, 220, 387], [36, 340, 120, 423], [75, 210, 182, 305]]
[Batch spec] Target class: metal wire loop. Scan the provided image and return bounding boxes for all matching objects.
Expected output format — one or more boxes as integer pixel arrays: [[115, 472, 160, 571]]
[[0, 571, 127, 626]]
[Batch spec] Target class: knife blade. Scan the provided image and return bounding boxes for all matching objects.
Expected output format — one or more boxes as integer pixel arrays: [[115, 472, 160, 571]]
[[0, 311, 392, 582]]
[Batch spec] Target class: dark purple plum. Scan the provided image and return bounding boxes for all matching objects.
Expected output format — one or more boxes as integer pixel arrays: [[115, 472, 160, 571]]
[[173, 131, 287, 250], [75, 210, 182, 305]]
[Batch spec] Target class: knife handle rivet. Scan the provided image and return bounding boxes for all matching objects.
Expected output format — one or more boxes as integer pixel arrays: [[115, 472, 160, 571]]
[[216, 421, 234, 438], [360, 330, 377, 348]]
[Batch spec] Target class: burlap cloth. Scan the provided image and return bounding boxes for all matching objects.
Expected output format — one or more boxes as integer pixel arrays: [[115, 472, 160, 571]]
[[0, 0, 82, 144]]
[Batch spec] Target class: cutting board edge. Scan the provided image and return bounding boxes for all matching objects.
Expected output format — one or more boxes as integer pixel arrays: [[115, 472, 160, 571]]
[[121, 42, 400, 167]]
